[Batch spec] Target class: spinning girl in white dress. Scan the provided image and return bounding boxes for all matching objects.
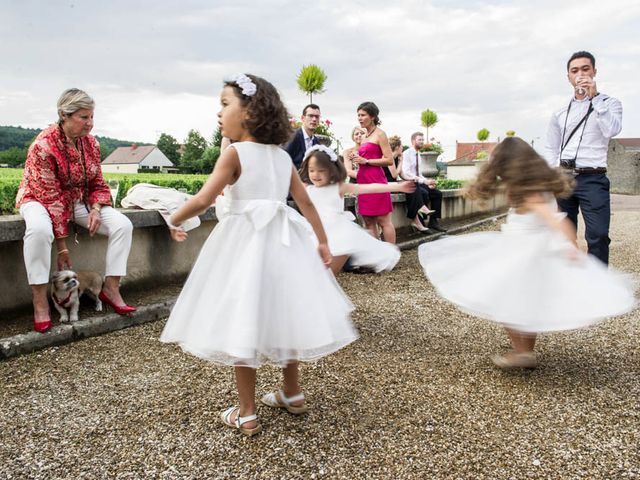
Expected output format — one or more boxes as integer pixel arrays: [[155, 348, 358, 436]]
[[419, 137, 635, 369], [160, 74, 357, 436], [299, 145, 415, 275]]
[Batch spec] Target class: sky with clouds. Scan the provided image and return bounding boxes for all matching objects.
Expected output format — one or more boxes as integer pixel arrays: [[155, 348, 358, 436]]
[[1, 0, 639, 160]]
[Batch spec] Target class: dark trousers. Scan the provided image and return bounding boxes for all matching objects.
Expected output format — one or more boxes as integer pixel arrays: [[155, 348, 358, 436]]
[[557, 173, 610, 265], [405, 185, 442, 221]]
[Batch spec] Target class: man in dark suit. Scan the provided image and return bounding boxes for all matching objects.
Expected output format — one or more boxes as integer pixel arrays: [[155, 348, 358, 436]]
[[286, 104, 320, 169]]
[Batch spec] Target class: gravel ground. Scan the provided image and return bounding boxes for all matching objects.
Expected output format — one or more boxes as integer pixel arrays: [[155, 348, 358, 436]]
[[1, 209, 639, 479]]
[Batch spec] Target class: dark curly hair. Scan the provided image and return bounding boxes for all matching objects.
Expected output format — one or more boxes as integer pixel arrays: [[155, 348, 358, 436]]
[[299, 150, 347, 185], [466, 137, 574, 207], [357, 101, 381, 126], [224, 74, 293, 145]]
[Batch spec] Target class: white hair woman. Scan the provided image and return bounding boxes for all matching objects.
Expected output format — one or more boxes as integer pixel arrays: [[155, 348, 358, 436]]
[[16, 88, 136, 332]]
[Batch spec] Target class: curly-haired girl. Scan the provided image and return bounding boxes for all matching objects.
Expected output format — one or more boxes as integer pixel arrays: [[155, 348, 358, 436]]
[[418, 137, 635, 369], [160, 74, 357, 436]]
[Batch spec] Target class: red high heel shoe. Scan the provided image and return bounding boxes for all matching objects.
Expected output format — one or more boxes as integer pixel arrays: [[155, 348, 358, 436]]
[[99, 291, 137, 315], [34, 319, 52, 333]]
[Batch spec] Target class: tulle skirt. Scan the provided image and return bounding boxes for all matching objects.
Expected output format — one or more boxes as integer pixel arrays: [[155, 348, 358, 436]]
[[323, 214, 399, 272], [418, 230, 636, 333], [161, 212, 358, 367]]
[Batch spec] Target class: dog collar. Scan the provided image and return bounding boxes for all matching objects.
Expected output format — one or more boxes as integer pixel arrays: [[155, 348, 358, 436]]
[[53, 291, 73, 307]]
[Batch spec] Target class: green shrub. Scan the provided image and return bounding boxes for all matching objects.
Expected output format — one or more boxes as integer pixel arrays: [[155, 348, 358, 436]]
[[0, 170, 209, 213], [435, 178, 465, 190], [0, 179, 21, 214]]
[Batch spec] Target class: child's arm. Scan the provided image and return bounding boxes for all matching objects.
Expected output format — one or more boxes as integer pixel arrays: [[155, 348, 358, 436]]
[[289, 167, 332, 266], [523, 194, 577, 246], [169, 147, 241, 241], [340, 181, 416, 196]]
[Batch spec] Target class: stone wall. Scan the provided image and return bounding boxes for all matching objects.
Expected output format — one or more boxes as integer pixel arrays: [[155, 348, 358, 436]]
[[608, 140, 640, 195], [0, 190, 507, 314]]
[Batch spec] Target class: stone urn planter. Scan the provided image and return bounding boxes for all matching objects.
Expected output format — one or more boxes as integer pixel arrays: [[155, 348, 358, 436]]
[[419, 151, 440, 177], [315, 134, 332, 147]]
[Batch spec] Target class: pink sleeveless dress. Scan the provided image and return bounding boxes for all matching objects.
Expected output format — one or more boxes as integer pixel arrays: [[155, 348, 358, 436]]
[[356, 142, 392, 216]]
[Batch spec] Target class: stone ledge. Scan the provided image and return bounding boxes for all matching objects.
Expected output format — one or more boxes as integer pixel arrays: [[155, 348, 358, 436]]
[[0, 301, 175, 359], [0, 207, 219, 243], [0, 191, 422, 243]]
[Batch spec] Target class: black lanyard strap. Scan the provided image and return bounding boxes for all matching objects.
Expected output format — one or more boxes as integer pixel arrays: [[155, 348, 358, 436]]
[[559, 100, 593, 162]]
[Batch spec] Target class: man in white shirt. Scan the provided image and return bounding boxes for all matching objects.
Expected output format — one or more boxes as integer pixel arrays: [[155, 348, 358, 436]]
[[402, 132, 446, 232], [544, 51, 622, 265]]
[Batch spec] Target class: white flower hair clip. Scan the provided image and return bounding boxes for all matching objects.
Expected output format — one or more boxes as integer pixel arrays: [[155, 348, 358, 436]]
[[226, 73, 257, 97], [304, 144, 338, 162]]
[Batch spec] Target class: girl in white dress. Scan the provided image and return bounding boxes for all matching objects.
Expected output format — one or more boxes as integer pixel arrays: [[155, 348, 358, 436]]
[[419, 137, 635, 369], [299, 145, 415, 274], [160, 74, 357, 436]]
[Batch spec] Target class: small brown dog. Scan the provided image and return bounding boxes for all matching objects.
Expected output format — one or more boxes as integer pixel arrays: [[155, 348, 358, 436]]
[[50, 270, 103, 322]]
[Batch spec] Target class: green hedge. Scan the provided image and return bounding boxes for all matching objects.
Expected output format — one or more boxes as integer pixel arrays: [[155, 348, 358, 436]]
[[435, 178, 465, 190], [0, 169, 208, 214], [0, 169, 467, 214], [102, 173, 208, 208]]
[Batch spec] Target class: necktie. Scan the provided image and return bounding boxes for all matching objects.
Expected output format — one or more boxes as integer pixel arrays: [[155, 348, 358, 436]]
[[415, 152, 419, 177]]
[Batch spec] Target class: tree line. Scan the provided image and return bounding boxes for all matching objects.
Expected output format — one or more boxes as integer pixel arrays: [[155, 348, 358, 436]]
[[156, 129, 222, 174], [0, 125, 220, 174], [0, 125, 152, 168]]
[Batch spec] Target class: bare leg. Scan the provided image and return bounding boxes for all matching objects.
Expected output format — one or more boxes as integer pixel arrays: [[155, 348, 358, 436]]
[[506, 328, 536, 353], [102, 276, 126, 306], [233, 366, 258, 428], [330, 255, 349, 275], [378, 214, 396, 244], [362, 216, 378, 238], [282, 362, 305, 407], [31, 284, 50, 324]]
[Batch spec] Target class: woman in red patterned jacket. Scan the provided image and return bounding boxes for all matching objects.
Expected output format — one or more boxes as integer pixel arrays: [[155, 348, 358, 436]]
[[16, 88, 136, 332]]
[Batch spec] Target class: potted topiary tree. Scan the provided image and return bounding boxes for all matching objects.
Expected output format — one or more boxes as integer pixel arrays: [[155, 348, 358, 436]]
[[297, 64, 327, 103], [418, 109, 441, 176], [421, 109, 438, 141], [474, 128, 491, 166]]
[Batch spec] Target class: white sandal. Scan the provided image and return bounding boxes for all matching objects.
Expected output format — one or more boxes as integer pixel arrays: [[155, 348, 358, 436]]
[[491, 352, 537, 370], [260, 390, 309, 415], [220, 406, 262, 437]]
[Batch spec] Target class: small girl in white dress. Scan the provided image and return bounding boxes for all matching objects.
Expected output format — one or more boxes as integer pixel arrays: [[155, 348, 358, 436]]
[[160, 74, 357, 436], [299, 145, 416, 274], [419, 137, 635, 369]]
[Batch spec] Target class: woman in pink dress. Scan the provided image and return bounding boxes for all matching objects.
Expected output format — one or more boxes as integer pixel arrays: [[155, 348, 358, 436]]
[[348, 102, 396, 243]]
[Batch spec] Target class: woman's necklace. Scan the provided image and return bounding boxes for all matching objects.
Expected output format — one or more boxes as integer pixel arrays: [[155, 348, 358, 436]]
[[365, 127, 377, 138]]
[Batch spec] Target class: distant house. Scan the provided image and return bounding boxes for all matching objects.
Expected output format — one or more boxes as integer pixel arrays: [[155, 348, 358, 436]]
[[101, 145, 176, 174], [446, 141, 498, 181]]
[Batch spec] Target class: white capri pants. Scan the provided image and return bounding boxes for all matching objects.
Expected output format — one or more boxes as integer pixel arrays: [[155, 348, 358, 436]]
[[20, 201, 133, 285]]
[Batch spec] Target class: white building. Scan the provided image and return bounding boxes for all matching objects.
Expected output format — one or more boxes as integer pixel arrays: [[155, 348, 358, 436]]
[[101, 145, 175, 174]]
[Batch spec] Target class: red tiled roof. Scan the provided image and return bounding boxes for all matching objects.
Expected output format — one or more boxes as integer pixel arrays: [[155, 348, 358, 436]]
[[447, 142, 498, 166], [616, 138, 640, 149], [102, 145, 156, 165]]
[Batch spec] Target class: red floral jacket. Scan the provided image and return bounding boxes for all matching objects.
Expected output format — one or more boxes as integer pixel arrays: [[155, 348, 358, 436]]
[[16, 124, 112, 238]]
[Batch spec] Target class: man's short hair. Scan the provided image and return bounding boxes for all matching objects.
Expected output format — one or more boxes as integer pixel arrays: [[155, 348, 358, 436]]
[[302, 103, 320, 116], [411, 131, 424, 142], [567, 51, 595, 70]]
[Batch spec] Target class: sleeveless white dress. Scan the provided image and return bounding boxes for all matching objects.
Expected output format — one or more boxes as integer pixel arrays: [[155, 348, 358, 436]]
[[161, 142, 358, 367], [306, 184, 400, 272], [419, 197, 635, 333]]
